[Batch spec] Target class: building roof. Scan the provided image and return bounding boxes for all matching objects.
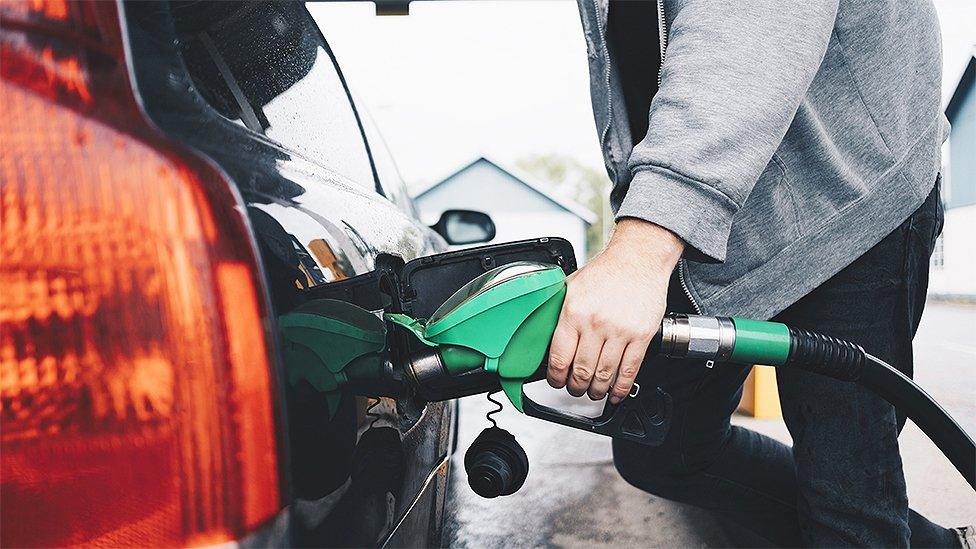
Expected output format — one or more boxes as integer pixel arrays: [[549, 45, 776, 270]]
[[946, 50, 975, 124], [412, 156, 598, 224]]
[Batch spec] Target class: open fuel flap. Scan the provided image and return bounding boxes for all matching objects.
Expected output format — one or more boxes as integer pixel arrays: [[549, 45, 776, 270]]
[[388, 239, 671, 447], [396, 237, 577, 319]]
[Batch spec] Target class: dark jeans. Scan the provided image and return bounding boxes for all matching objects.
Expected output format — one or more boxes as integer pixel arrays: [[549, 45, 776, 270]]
[[614, 183, 951, 546]]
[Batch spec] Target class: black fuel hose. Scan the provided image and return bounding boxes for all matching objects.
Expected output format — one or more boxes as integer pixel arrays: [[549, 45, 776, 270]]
[[782, 327, 975, 490], [858, 353, 975, 490]]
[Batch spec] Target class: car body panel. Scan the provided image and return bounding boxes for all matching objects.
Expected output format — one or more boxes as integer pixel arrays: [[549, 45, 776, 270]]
[[120, 1, 451, 545]]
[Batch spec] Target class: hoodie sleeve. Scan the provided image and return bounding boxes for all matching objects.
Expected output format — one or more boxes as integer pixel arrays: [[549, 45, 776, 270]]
[[616, 0, 838, 262]]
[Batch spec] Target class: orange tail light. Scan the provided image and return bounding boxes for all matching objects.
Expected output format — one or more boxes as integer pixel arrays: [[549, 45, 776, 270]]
[[1, 2, 284, 546]]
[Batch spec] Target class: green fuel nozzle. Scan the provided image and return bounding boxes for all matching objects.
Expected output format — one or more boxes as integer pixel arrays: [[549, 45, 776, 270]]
[[387, 261, 567, 412]]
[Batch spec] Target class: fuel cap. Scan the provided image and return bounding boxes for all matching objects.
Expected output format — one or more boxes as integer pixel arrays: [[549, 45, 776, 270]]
[[463, 426, 529, 498]]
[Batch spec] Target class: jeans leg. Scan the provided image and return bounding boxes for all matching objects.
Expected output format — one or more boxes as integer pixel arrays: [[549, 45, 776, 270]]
[[614, 424, 803, 546], [773, 183, 951, 547], [775, 367, 908, 546]]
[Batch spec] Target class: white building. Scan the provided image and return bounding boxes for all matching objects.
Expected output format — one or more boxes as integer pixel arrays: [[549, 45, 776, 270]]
[[413, 157, 596, 262], [930, 52, 976, 299]]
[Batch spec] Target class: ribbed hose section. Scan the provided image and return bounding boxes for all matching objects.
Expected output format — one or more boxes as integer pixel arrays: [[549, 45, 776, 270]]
[[784, 327, 865, 381]]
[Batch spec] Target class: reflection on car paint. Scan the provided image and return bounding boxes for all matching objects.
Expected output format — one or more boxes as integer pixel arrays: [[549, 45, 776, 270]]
[[308, 239, 350, 281]]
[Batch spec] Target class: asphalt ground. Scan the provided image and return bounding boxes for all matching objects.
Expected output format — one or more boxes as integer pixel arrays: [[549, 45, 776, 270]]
[[442, 302, 976, 547]]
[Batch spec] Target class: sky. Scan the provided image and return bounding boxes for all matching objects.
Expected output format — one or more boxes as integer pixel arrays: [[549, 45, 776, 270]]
[[310, 0, 976, 189]]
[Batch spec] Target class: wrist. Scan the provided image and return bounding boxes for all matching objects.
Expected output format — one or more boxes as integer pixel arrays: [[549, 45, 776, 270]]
[[608, 218, 685, 271]]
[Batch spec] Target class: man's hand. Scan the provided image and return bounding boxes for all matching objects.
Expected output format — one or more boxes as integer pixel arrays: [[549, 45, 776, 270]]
[[547, 219, 684, 404]]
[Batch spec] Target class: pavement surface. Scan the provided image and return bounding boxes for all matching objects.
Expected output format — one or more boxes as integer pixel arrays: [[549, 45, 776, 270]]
[[442, 302, 976, 547]]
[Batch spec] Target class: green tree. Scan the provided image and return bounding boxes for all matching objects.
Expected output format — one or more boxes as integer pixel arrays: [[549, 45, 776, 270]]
[[516, 154, 611, 259]]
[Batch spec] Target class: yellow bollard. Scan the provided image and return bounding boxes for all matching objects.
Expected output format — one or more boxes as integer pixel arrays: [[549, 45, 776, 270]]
[[738, 365, 783, 419]]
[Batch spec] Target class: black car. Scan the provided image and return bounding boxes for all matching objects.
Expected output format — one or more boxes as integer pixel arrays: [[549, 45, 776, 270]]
[[1, 1, 500, 546]]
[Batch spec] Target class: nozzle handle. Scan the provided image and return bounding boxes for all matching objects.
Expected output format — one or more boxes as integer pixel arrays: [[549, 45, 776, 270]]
[[520, 384, 672, 446], [504, 320, 669, 445]]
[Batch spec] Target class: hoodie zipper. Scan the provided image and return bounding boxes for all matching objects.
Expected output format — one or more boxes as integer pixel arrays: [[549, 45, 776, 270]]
[[598, 1, 666, 172], [656, 0, 668, 86], [594, 0, 613, 164], [678, 259, 702, 314]]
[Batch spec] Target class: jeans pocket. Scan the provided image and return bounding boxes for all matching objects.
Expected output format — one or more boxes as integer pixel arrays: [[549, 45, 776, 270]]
[[908, 179, 943, 259]]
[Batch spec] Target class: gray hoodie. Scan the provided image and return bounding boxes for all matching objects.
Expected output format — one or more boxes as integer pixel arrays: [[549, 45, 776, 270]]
[[577, 0, 947, 319]]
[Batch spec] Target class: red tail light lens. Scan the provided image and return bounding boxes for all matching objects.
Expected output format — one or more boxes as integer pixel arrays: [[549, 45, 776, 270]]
[[1, 2, 282, 546]]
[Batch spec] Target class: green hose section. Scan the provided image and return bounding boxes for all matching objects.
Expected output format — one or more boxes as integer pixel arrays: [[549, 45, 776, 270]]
[[730, 317, 791, 366]]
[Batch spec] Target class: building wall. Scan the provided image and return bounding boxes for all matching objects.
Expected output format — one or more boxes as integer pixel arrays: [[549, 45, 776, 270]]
[[931, 72, 976, 298], [415, 161, 590, 261], [929, 204, 976, 297], [946, 85, 976, 209]]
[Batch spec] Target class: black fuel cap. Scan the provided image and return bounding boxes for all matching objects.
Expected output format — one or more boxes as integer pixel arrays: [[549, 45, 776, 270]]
[[463, 426, 529, 498]]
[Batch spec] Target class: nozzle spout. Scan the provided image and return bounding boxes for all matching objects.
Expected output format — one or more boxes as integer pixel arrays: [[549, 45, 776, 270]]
[[401, 346, 548, 402]]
